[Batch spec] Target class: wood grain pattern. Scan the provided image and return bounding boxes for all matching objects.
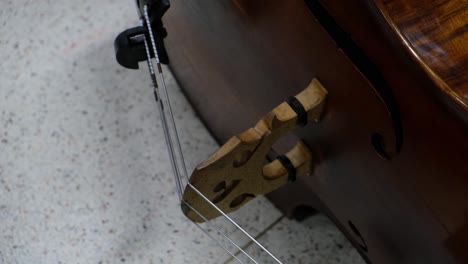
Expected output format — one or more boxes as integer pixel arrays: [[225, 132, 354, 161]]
[[375, 0, 468, 110], [163, 0, 468, 262], [182, 79, 327, 222]]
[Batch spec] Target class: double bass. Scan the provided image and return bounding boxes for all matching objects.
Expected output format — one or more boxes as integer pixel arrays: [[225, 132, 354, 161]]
[[115, 0, 468, 263]]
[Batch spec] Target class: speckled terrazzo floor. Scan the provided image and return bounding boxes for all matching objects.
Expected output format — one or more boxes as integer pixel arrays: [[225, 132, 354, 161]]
[[0, 1, 365, 263]]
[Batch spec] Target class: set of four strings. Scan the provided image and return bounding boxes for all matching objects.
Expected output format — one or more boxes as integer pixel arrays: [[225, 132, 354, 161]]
[[140, 4, 281, 264]]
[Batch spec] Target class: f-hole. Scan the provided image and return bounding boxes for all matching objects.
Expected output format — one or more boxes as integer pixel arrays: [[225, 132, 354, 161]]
[[348, 220, 368, 253], [304, 0, 403, 157]]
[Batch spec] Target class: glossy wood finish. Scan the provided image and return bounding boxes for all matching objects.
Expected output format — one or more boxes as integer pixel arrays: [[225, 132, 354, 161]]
[[375, 0, 468, 111], [162, 0, 468, 263]]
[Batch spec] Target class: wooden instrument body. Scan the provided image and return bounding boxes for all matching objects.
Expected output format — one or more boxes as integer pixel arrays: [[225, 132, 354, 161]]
[[162, 0, 468, 263]]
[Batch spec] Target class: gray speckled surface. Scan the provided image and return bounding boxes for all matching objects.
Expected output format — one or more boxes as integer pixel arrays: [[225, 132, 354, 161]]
[[0, 1, 364, 263], [226, 215, 365, 264]]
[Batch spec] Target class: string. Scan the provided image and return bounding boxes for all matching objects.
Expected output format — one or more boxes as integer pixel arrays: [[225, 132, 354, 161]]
[[140, 4, 282, 263]]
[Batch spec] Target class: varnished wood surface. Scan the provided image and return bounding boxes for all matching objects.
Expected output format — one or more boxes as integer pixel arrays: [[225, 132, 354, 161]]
[[163, 0, 468, 262], [375, 0, 468, 111]]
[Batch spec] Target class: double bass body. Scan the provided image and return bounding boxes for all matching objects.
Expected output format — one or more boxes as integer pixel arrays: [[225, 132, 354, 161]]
[[163, 0, 468, 262]]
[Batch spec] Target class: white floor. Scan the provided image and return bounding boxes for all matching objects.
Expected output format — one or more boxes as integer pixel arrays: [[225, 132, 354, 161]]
[[0, 1, 364, 263]]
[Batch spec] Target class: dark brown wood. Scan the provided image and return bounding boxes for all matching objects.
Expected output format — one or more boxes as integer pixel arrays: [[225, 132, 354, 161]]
[[162, 0, 468, 263]]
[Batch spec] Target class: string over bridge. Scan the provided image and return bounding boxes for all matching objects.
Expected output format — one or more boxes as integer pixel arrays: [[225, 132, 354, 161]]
[[183, 79, 328, 222]]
